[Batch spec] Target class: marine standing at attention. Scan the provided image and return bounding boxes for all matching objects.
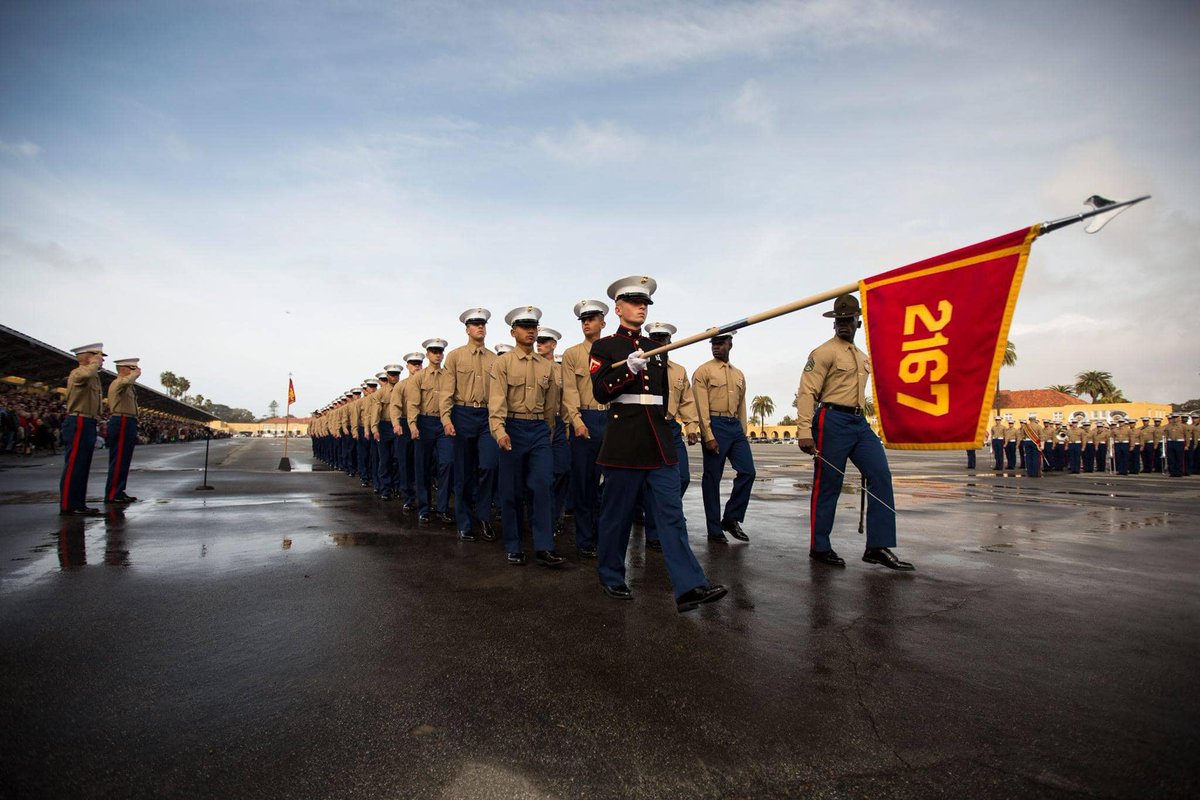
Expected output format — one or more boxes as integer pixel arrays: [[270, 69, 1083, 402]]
[[60, 343, 106, 517], [105, 357, 142, 504], [795, 294, 914, 571]]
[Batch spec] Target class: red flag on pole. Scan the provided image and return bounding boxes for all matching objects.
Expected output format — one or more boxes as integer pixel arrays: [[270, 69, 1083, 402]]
[[860, 225, 1038, 449], [287, 378, 296, 406]]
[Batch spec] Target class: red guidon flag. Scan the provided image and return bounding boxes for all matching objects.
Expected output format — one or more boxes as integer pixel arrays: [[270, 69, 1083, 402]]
[[287, 378, 296, 406], [860, 225, 1039, 449]]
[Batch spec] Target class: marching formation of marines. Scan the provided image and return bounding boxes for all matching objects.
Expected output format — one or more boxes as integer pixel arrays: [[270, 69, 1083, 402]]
[[982, 412, 1199, 478]]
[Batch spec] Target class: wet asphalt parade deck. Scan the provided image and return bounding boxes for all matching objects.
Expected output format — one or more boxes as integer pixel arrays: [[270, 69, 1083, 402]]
[[1, 437, 1197, 799]]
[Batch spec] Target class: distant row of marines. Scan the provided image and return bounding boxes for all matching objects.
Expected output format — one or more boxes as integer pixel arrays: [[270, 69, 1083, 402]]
[[980, 414, 1200, 477]]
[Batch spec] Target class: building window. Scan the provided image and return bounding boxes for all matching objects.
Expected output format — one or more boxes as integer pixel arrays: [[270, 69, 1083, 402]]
[[1052, 411, 1063, 421]]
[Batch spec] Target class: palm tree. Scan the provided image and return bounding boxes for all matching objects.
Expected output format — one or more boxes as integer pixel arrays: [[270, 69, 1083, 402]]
[[993, 340, 1017, 410], [1048, 384, 1077, 396], [750, 395, 775, 434], [1097, 387, 1128, 403], [1073, 370, 1115, 403]]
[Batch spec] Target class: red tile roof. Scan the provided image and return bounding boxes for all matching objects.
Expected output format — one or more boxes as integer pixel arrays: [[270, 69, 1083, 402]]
[[995, 389, 1086, 408]]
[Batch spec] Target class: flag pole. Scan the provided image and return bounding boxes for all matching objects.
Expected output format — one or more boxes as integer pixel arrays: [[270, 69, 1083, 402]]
[[641, 195, 1150, 360], [641, 282, 858, 359], [279, 373, 293, 472]]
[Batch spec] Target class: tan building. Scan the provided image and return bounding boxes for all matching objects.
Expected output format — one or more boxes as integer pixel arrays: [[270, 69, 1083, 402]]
[[212, 416, 310, 437]]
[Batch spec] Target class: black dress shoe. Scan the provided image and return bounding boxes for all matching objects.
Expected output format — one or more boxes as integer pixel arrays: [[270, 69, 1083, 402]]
[[553, 520, 564, 537], [721, 519, 749, 542], [402, 501, 416, 512], [435, 511, 454, 524], [809, 549, 846, 567], [380, 490, 393, 501], [105, 496, 133, 505], [676, 584, 728, 612], [707, 534, 728, 543], [579, 546, 597, 559], [535, 550, 566, 568], [507, 551, 527, 566], [480, 522, 498, 542], [418, 512, 432, 523], [60, 507, 102, 517], [458, 530, 477, 543], [601, 583, 632, 600], [863, 547, 915, 571], [645, 539, 663, 552]]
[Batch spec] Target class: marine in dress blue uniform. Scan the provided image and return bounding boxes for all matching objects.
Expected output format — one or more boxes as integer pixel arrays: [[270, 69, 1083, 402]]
[[590, 275, 727, 612], [796, 295, 914, 571]]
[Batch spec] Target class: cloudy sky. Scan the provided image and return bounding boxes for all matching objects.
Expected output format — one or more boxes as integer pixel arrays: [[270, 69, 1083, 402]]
[[2, 0, 1197, 418]]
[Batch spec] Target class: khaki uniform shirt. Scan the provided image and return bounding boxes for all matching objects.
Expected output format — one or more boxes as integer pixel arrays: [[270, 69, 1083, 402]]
[[365, 385, 389, 435], [1021, 421, 1043, 444], [66, 363, 103, 418], [560, 340, 607, 429], [1066, 426, 1084, 444], [666, 361, 699, 436], [693, 359, 748, 440], [441, 343, 497, 426], [107, 373, 139, 416], [1003, 424, 1019, 444], [407, 368, 448, 427], [1166, 421, 1187, 441], [989, 422, 1005, 440], [795, 336, 869, 432], [1150, 424, 1164, 445], [388, 380, 411, 430], [487, 349, 555, 441]]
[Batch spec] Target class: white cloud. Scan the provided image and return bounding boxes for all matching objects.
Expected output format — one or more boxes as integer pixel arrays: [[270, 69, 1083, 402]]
[[494, 0, 939, 84], [0, 139, 41, 158], [533, 120, 646, 164], [727, 79, 776, 132], [1009, 313, 1102, 337]]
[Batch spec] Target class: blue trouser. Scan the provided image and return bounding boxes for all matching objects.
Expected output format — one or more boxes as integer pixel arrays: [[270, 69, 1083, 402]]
[[1068, 442, 1081, 473], [1022, 440, 1041, 477], [415, 415, 453, 514], [1129, 443, 1140, 474], [60, 415, 97, 512], [1004, 441, 1016, 469], [570, 409, 607, 549], [340, 434, 355, 474], [991, 439, 1003, 469], [643, 420, 690, 544], [1167, 441, 1184, 477], [966, 448, 976, 469], [551, 417, 570, 524], [1142, 443, 1153, 472], [375, 421, 395, 493], [809, 407, 896, 553], [701, 416, 755, 537], [451, 405, 498, 533], [1043, 441, 1054, 470], [499, 418, 554, 554], [1054, 443, 1065, 471], [391, 420, 416, 502], [1083, 443, 1095, 472], [599, 463, 707, 599], [104, 415, 138, 501], [1114, 442, 1130, 474], [356, 428, 372, 483], [1096, 443, 1108, 473]]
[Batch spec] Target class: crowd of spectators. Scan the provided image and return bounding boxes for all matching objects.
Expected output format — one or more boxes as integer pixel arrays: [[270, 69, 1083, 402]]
[[0, 384, 226, 457]]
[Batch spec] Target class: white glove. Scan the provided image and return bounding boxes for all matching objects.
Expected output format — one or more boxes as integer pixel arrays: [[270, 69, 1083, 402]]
[[626, 350, 649, 375]]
